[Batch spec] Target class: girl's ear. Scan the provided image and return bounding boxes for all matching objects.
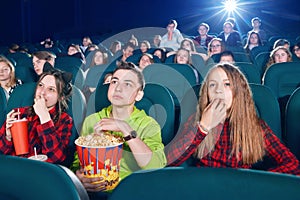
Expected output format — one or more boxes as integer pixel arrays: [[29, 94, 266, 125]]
[[135, 90, 144, 102]]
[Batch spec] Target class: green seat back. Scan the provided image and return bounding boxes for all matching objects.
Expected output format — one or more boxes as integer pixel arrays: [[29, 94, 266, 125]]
[[0, 155, 88, 200], [235, 62, 261, 84], [109, 167, 300, 200], [285, 87, 300, 160], [250, 83, 282, 139]]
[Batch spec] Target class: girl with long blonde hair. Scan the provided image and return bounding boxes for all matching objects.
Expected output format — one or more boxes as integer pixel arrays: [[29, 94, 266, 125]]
[[166, 63, 300, 175]]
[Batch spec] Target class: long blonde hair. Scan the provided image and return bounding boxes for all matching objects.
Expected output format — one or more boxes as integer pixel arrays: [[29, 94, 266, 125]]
[[194, 63, 265, 164]]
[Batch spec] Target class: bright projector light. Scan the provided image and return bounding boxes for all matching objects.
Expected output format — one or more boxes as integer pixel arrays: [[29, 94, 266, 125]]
[[224, 0, 237, 12]]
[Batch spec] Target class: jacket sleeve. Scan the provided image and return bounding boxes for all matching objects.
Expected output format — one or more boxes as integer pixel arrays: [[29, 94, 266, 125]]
[[262, 121, 300, 175]]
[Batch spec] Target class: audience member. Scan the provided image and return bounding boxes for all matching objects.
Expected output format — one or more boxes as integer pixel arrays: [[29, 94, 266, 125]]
[[72, 61, 166, 196], [40, 38, 54, 49], [207, 38, 225, 57], [153, 48, 166, 63], [273, 39, 290, 49], [109, 40, 122, 56], [219, 50, 235, 63], [138, 53, 154, 70], [244, 31, 263, 53], [248, 17, 267, 43], [193, 23, 215, 48], [174, 48, 200, 84], [262, 46, 293, 82], [120, 42, 135, 62], [165, 63, 300, 176], [128, 34, 139, 47], [159, 19, 184, 51], [0, 55, 22, 100], [80, 36, 93, 53], [217, 21, 242, 47], [264, 46, 292, 73], [292, 42, 300, 60], [8, 44, 20, 54], [66, 44, 86, 64], [152, 35, 161, 48], [0, 68, 73, 164], [32, 51, 56, 76], [139, 40, 151, 53]]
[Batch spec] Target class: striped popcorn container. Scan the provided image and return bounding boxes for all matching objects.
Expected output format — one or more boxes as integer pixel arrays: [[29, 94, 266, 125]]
[[75, 139, 123, 191]]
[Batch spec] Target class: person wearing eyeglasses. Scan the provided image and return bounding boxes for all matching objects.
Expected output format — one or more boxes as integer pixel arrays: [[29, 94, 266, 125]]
[[159, 19, 184, 51], [207, 38, 226, 58]]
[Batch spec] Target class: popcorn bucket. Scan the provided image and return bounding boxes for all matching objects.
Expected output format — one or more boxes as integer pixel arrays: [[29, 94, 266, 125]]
[[75, 139, 123, 191]]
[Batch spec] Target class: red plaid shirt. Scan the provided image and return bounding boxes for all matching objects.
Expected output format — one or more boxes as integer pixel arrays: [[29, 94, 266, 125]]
[[166, 114, 300, 176], [0, 106, 72, 164]]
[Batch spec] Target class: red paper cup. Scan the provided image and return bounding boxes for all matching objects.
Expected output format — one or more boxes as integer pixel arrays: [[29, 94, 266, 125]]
[[11, 119, 29, 155], [75, 139, 123, 191]]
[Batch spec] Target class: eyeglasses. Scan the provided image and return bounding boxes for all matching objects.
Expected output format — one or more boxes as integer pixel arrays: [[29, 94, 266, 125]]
[[211, 44, 221, 48], [294, 48, 300, 52]]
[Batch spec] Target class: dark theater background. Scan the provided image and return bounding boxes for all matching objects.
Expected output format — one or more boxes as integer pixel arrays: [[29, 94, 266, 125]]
[[0, 0, 299, 45]]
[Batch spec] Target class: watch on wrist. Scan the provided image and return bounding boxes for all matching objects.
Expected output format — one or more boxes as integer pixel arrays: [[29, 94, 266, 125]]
[[123, 130, 137, 141]]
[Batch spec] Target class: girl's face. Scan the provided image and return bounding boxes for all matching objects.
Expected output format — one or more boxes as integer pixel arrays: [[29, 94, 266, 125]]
[[140, 43, 148, 53], [32, 56, 47, 75], [0, 62, 12, 82], [35, 75, 59, 110], [94, 51, 104, 65], [139, 55, 152, 70], [293, 45, 300, 58], [207, 68, 233, 110], [210, 41, 222, 55], [249, 34, 259, 45], [274, 49, 289, 63], [182, 41, 192, 51], [176, 49, 189, 64], [108, 69, 142, 107]]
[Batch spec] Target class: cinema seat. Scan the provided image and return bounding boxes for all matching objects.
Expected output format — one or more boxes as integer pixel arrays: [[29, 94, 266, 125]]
[[285, 87, 300, 160], [0, 155, 89, 200], [109, 167, 300, 200]]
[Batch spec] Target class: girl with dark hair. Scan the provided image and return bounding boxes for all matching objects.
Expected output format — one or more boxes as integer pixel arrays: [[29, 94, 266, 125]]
[[0, 69, 73, 164]]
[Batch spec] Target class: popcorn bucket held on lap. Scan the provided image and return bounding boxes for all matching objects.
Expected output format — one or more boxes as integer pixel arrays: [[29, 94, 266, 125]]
[[75, 133, 123, 191]]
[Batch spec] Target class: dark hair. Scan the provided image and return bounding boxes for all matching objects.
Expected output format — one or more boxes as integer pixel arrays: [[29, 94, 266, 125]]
[[28, 69, 73, 123], [220, 50, 235, 60], [273, 39, 290, 49], [114, 61, 145, 90], [168, 19, 178, 29]]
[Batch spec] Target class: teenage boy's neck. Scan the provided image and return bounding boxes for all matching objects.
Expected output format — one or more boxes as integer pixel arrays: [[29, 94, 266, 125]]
[[111, 105, 134, 120]]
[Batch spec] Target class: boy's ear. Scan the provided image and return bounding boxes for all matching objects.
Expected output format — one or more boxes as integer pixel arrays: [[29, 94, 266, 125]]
[[135, 90, 144, 102]]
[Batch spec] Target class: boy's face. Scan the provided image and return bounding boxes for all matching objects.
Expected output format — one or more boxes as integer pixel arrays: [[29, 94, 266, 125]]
[[108, 69, 142, 107]]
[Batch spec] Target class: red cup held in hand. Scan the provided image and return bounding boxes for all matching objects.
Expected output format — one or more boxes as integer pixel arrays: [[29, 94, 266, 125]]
[[11, 118, 29, 155]]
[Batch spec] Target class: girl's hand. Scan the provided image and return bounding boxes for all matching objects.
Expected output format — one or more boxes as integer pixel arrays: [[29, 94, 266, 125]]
[[33, 95, 51, 124], [199, 98, 226, 131], [5, 109, 21, 141]]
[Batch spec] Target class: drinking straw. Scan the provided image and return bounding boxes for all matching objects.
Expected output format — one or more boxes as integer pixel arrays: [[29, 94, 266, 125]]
[[34, 147, 37, 158], [17, 108, 20, 120]]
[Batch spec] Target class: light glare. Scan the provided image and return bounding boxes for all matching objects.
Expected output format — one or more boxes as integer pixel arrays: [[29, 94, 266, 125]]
[[224, 0, 237, 12]]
